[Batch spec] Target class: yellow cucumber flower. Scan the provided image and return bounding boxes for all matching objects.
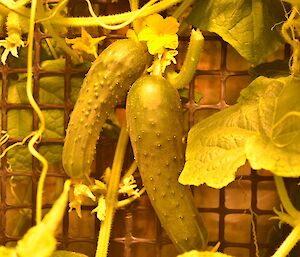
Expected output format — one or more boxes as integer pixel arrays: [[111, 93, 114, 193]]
[[138, 14, 179, 55]]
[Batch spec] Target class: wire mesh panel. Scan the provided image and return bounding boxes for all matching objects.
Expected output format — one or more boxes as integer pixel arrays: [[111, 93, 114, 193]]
[[0, 1, 295, 257]]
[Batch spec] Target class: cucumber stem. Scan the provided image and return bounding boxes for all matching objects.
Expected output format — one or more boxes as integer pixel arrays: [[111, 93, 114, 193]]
[[281, 7, 300, 77], [172, 0, 194, 19], [152, 57, 162, 76], [117, 187, 146, 209], [129, 0, 140, 33], [1, 0, 182, 30], [51, 0, 183, 27], [36, 1, 80, 63], [0, 4, 9, 16], [167, 29, 204, 88], [272, 223, 300, 257], [272, 176, 300, 257], [274, 176, 300, 218], [25, 0, 50, 225], [0, 1, 30, 17], [95, 125, 129, 257]]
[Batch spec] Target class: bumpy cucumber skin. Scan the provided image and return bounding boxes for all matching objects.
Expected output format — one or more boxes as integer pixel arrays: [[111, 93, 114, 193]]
[[63, 39, 148, 178], [126, 75, 208, 253]]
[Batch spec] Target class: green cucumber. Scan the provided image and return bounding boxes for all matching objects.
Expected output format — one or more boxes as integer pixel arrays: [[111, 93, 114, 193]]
[[126, 75, 208, 252], [63, 39, 148, 178]]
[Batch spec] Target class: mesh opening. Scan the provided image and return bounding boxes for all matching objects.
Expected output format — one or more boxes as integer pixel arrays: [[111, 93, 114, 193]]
[[0, 1, 296, 257]]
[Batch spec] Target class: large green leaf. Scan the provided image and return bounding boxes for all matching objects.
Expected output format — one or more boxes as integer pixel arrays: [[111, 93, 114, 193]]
[[39, 145, 63, 172], [42, 110, 64, 138], [180, 75, 300, 188], [181, 125, 253, 188], [5, 59, 81, 172], [16, 224, 56, 257], [179, 76, 272, 188], [7, 146, 32, 172], [248, 60, 290, 79], [15, 181, 70, 257], [7, 110, 33, 137], [245, 76, 300, 177], [187, 0, 285, 65]]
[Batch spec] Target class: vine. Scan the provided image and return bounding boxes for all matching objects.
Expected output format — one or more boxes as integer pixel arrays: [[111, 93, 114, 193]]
[[281, 6, 300, 76]]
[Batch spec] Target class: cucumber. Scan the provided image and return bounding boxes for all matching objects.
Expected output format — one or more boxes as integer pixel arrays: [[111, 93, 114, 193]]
[[126, 75, 208, 252], [63, 39, 148, 178]]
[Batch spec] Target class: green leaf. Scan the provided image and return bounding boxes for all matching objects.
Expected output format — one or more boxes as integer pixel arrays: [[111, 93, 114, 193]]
[[70, 77, 85, 103], [182, 74, 300, 184], [39, 145, 63, 172], [39, 77, 65, 104], [38, 59, 65, 104], [15, 181, 70, 257], [178, 88, 202, 103], [256, 76, 286, 138], [248, 59, 290, 79], [272, 77, 300, 144], [8, 80, 29, 103], [245, 134, 300, 177], [179, 76, 274, 188], [51, 251, 88, 257], [40, 58, 66, 71], [7, 110, 33, 137], [42, 110, 64, 138], [187, 0, 285, 65], [16, 223, 56, 257], [179, 106, 256, 188], [177, 250, 234, 257], [245, 76, 300, 177], [7, 146, 32, 172]]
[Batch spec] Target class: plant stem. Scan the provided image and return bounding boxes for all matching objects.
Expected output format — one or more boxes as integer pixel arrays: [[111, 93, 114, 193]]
[[167, 29, 204, 88], [51, 0, 183, 27], [95, 125, 129, 257], [274, 176, 300, 218], [24, 0, 49, 225], [84, 0, 157, 31], [272, 223, 300, 257], [129, 0, 140, 32], [117, 187, 146, 209], [36, 1, 80, 62], [5, 178, 32, 247], [281, 6, 300, 76], [172, 0, 194, 19], [0, 2, 30, 17], [0, 4, 9, 16], [152, 57, 162, 76]]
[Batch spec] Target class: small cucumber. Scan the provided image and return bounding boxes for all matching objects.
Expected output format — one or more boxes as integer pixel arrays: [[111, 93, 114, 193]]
[[126, 75, 208, 252], [63, 39, 148, 178]]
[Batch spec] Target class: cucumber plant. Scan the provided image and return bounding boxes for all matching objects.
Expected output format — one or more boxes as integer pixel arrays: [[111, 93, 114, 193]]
[[126, 75, 208, 252], [1, 1, 298, 257]]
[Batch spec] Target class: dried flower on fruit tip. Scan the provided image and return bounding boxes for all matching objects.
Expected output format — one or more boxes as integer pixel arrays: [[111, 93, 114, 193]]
[[69, 183, 96, 218]]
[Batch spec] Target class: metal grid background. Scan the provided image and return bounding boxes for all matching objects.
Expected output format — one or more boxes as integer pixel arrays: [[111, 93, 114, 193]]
[[0, 1, 296, 257]]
